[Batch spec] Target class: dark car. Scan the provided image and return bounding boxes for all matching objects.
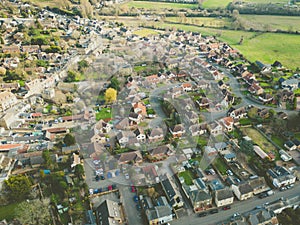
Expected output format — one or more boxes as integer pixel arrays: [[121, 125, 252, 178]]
[[136, 204, 141, 210], [133, 195, 139, 202], [222, 205, 231, 210], [198, 212, 207, 217], [210, 209, 219, 214], [95, 175, 100, 181], [259, 193, 268, 199]]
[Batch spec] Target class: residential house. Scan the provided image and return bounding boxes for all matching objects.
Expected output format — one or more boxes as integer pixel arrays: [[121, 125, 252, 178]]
[[245, 208, 279, 225], [204, 146, 218, 157], [128, 112, 142, 125], [227, 107, 247, 120], [208, 179, 225, 192], [284, 141, 297, 151], [148, 127, 164, 143], [0, 83, 20, 92], [45, 128, 68, 140], [182, 83, 193, 92], [188, 189, 212, 212], [90, 133, 106, 144], [214, 188, 234, 207], [208, 122, 223, 136], [167, 86, 183, 99], [189, 123, 207, 136], [118, 151, 143, 165], [0, 91, 18, 112], [281, 78, 299, 91], [95, 199, 123, 225], [257, 108, 270, 119], [145, 205, 173, 225], [116, 131, 137, 148], [1, 45, 20, 54], [149, 145, 172, 160], [132, 102, 147, 116], [248, 83, 264, 95], [248, 176, 269, 195], [133, 127, 146, 142], [219, 117, 234, 132], [115, 118, 129, 130], [197, 97, 210, 108], [223, 152, 237, 162], [259, 93, 273, 104], [21, 45, 40, 54], [169, 124, 185, 138], [267, 166, 296, 188], [161, 175, 184, 208], [232, 182, 254, 201], [185, 111, 199, 124], [94, 119, 112, 134]]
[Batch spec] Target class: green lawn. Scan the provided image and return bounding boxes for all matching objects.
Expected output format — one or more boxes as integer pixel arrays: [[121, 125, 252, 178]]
[[124, 1, 198, 9], [96, 108, 112, 121], [240, 15, 300, 32], [241, 127, 276, 152], [271, 135, 285, 149], [201, 0, 231, 9], [239, 118, 252, 126], [179, 170, 194, 185], [213, 157, 227, 175], [0, 202, 19, 221]]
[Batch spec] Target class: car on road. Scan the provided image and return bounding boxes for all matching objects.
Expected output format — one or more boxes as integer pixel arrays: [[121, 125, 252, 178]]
[[227, 170, 233, 176], [133, 195, 139, 202], [259, 193, 268, 199], [125, 173, 130, 180], [279, 186, 287, 191], [136, 204, 141, 211], [198, 212, 207, 217], [210, 209, 218, 214], [131, 185, 136, 193], [254, 206, 262, 210], [222, 205, 231, 210]]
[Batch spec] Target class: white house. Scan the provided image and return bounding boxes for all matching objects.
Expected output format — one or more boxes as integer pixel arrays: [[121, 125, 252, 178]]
[[214, 188, 234, 207]]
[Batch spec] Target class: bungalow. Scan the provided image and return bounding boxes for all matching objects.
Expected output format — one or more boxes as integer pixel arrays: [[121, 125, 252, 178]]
[[214, 188, 234, 207], [169, 124, 185, 138], [145, 205, 173, 225], [232, 182, 254, 201], [118, 151, 143, 165], [0, 91, 18, 112], [148, 127, 164, 143], [161, 175, 184, 208], [167, 86, 183, 99]]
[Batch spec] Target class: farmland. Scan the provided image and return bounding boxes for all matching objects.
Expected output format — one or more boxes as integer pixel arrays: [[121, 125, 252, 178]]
[[122, 1, 198, 10], [165, 17, 231, 28], [201, 0, 288, 9]]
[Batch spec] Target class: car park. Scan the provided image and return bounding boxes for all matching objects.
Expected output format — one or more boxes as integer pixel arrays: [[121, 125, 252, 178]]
[[198, 212, 207, 217]]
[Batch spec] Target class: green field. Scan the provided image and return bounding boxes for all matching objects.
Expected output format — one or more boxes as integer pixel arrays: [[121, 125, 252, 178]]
[[0, 202, 19, 221], [241, 127, 276, 152], [240, 15, 300, 32], [96, 108, 112, 120], [213, 157, 227, 175], [201, 0, 231, 9], [179, 170, 194, 185], [124, 1, 198, 9], [165, 17, 230, 28], [132, 28, 159, 37]]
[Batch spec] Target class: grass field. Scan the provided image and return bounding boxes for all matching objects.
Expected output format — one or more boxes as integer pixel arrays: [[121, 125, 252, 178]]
[[123, 1, 198, 9], [96, 108, 112, 120], [179, 170, 194, 185], [165, 17, 230, 28], [213, 157, 227, 175], [201, 0, 231, 9], [241, 127, 276, 152], [132, 28, 159, 37], [240, 15, 300, 32]]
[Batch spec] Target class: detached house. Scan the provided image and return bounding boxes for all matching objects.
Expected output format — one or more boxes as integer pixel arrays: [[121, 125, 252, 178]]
[[189, 123, 207, 136], [227, 107, 247, 120], [116, 131, 137, 148], [128, 112, 142, 125], [208, 122, 223, 136], [149, 145, 172, 159], [145, 205, 173, 225], [219, 117, 234, 132], [189, 190, 212, 212], [248, 176, 269, 195], [148, 127, 164, 143], [169, 124, 185, 138], [132, 102, 147, 116], [161, 175, 184, 208], [248, 83, 264, 95], [267, 166, 296, 188], [232, 182, 254, 201], [133, 127, 146, 142]]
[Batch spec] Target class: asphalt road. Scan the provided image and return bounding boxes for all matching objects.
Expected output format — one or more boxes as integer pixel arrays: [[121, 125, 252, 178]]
[[170, 184, 300, 225]]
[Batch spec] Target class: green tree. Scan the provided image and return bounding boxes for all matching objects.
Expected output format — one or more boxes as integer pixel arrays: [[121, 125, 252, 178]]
[[74, 164, 84, 180], [4, 175, 32, 202], [109, 77, 120, 91], [65, 70, 77, 82], [78, 59, 89, 72], [42, 150, 57, 170], [63, 133, 76, 146]]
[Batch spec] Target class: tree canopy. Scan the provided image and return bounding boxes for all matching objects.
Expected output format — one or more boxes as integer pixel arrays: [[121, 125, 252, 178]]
[[105, 88, 117, 104], [63, 133, 76, 146], [4, 175, 32, 202]]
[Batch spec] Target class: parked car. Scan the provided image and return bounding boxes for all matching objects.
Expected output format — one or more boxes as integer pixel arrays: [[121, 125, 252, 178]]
[[133, 195, 139, 202], [259, 193, 268, 199], [198, 212, 207, 217], [131, 185, 136, 193], [227, 170, 233, 176], [210, 209, 218, 214], [136, 204, 141, 211], [125, 173, 130, 180], [222, 205, 231, 210]]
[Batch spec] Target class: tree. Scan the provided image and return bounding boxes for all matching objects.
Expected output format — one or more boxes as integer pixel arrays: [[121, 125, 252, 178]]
[[4, 175, 32, 202], [63, 133, 76, 146], [65, 70, 77, 82], [42, 150, 57, 170], [105, 88, 117, 104], [109, 77, 120, 91], [15, 199, 51, 225], [74, 164, 84, 180], [78, 59, 89, 72]]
